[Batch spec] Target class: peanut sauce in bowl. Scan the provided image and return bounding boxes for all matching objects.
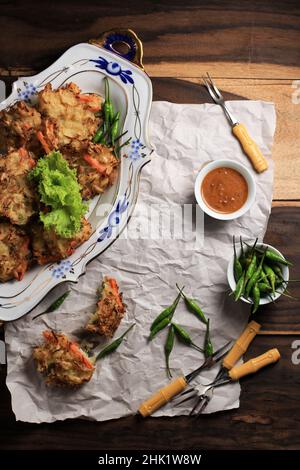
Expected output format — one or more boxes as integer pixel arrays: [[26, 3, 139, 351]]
[[201, 167, 248, 214], [194, 160, 256, 220]]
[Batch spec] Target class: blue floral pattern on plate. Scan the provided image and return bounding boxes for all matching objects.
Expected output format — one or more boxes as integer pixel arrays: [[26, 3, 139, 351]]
[[98, 195, 129, 242], [90, 57, 134, 84], [17, 82, 37, 102], [51, 260, 74, 279], [128, 139, 147, 161]]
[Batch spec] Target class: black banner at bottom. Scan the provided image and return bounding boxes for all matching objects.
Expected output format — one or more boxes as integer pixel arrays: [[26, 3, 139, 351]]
[[0, 450, 299, 466]]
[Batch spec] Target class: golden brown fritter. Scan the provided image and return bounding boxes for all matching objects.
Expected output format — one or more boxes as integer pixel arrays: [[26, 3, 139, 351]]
[[0, 100, 42, 153], [0, 222, 31, 282], [0, 148, 37, 225], [33, 330, 95, 387], [37, 83, 101, 150], [85, 276, 126, 337], [63, 142, 119, 199], [31, 218, 92, 265]]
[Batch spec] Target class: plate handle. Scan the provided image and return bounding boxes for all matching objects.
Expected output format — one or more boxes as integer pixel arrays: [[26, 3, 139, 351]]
[[89, 28, 144, 70]]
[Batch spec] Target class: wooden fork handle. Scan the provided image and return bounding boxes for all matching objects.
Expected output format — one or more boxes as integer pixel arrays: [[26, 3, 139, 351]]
[[223, 320, 261, 370], [229, 348, 280, 381], [232, 123, 268, 173], [138, 376, 187, 417]]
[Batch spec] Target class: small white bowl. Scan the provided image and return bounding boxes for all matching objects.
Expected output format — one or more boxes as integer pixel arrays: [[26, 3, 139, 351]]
[[227, 242, 290, 306], [194, 159, 256, 221]]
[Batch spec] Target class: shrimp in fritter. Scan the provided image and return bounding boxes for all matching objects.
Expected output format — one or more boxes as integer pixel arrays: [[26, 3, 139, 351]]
[[33, 330, 95, 387], [63, 142, 119, 199], [0, 100, 42, 153], [85, 277, 126, 337], [37, 83, 102, 150], [31, 218, 92, 265], [0, 222, 31, 282], [0, 148, 37, 225]]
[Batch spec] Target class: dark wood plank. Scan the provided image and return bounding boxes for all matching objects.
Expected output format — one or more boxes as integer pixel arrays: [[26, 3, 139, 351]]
[[152, 77, 246, 102], [0, 335, 299, 450], [0, 0, 299, 73], [0, 75, 246, 104], [261, 207, 300, 332]]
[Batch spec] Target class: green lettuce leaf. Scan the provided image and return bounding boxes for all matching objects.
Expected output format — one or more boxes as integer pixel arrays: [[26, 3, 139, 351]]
[[30, 151, 87, 238]]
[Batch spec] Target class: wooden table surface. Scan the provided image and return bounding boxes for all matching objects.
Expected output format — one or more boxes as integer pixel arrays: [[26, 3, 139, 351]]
[[0, 0, 299, 450]]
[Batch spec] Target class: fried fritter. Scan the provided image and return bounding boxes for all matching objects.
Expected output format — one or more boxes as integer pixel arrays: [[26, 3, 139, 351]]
[[63, 142, 119, 199], [85, 277, 126, 337], [31, 218, 92, 265], [0, 100, 42, 153], [0, 148, 37, 225], [0, 222, 31, 282], [38, 83, 101, 150], [33, 330, 95, 387]]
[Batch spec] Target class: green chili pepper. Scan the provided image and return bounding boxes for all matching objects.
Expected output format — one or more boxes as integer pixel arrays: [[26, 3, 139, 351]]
[[270, 264, 284, 279], [259, 270, 271, 286], [103, 77, 114, 129], [245, 253, 257, 285], [257, 282, 272, 294], [245, 251, 266, 298], [111, 111, 120, 146], [96, 324, 135, 360], [176, 284, 207, 325], [263, 264, 276, 294], [172, 322, 204, 353], [253, 247, 292, 266], [149, 317, 172, 341], [204, 319, 214, 358], [93, 127, 105, 144], [104, 103, 113, 131], [233, 236, 243, 281], [244, 238, 258, 268], [165, 325, 175, 378], [150, 291, 182, 332], [234, 272, 245, 301], [252, 284, 260, 314], [239, 236, 246, 268], [32, 291, 70, 320], [265, 249, 292, 266]]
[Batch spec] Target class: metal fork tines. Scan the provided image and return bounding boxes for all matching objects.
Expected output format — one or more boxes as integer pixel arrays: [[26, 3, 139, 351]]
[[189, 376, 231, 417], [172, 385, 198, 407], [185, 340, 232, 384], [189, 387, 215, 417], [172, 340, 232, 407], [202, 73, 237, 127]]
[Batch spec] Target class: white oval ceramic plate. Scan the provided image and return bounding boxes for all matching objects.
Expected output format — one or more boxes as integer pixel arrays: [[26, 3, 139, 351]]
[[0, 37, 153, 321]]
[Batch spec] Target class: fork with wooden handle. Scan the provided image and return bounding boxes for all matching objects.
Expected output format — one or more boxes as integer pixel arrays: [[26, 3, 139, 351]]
[[214, 320, 262, 382], [202, 73, 268, 173], [138, 341, 232, 418], [139, 321, 261, 418], [188, 348, 281, 417], [173, 320, 261, 407]]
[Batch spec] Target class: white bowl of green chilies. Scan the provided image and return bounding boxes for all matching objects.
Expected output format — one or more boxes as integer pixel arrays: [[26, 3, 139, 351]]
[[227, 238, 290, 313]]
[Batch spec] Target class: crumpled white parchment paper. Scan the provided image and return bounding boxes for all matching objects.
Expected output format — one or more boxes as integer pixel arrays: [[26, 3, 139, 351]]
[[5, 100, 276, 423]]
